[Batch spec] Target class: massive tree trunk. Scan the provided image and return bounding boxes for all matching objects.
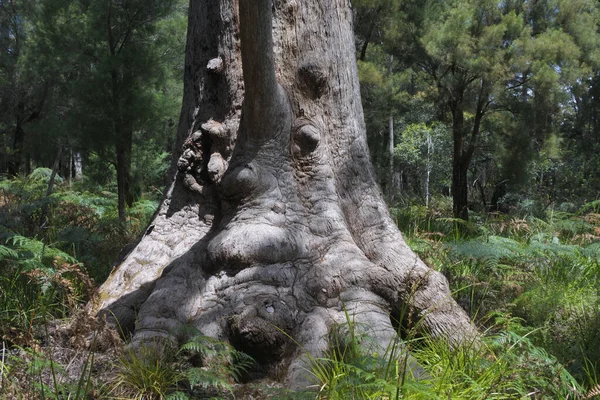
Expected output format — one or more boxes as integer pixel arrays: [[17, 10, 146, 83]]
[[92, 0, 476, 388]]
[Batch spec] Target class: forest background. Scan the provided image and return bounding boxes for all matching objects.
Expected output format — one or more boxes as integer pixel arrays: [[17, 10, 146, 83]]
[[2, 0, 600, 398]]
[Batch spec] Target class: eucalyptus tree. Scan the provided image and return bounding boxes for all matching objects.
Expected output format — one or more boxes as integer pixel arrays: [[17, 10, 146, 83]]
[[92, 0, 477, 388]]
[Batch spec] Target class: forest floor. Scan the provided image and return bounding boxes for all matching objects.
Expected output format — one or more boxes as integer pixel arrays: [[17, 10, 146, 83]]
[[1, 172, 600, 399]]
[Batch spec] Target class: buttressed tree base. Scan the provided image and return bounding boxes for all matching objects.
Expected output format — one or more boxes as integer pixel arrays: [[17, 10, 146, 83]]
[[92, 0, 476, 387]]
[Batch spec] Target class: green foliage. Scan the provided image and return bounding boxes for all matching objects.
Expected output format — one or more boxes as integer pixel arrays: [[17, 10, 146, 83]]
[[303, 311, 582, 399], [305, 313, 413, 400], [177, 332, 255, 398], [401, 202, 600, 388], [0, 0, 184, 223], [394, 123, 452, 204], [0, 170, 159, 283], [0, 226, 94, 345], [109, 331, 254, 400], [0, 169, 156, 350], [356, 0, 600, 218]]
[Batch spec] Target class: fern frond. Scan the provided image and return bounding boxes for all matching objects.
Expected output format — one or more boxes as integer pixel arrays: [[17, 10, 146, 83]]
[[178, 334, 254, 386], [4, 233, 78, 266], [185, 367, 234, 394], [449, 236, 523, 273], [228, 349, 255, 380], [165, 390, 190, 400], [586, 384, 600, 399], [0, 244, 18, 260]]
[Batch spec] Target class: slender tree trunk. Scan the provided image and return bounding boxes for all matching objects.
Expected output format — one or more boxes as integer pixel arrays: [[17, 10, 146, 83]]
[[425, 132, 433, 208], [8, 117, 25, 176], [451, 101, 470, 220], [73, 151, 83, 181], [107, 2, 134, 223], [115, 124, 133, 222], [92, 0, 476, 389]]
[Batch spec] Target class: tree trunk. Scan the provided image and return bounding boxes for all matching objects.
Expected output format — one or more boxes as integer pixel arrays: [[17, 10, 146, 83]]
[[8, 116, 25, 176], [452, 154, 469, 221], [115, 124, 133, 223], [73, 151, 83, 180], [425, 131, 433, 208], [451, 100, 470, 221], [92, 0, 476, 389]]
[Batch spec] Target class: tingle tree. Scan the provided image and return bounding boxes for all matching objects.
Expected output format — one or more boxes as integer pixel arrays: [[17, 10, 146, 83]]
[[93, 0, 476, 387]]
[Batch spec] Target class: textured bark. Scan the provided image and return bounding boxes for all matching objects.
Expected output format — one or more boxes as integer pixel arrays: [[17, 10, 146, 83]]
[[93, 0, 476, 388]]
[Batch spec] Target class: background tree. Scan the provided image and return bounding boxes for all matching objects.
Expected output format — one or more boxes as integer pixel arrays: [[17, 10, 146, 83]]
[[92, 0, 476, 388], [0, 0, 187, 222], [0, 0, 48, 176], [74, 0, 181, 221], [394, 122, 452, 207], [360, 0, 600, 219]]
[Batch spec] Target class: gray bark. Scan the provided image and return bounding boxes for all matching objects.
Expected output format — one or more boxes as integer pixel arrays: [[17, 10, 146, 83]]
[[92, 0, 476, 389], [73, 151, 83, 181]]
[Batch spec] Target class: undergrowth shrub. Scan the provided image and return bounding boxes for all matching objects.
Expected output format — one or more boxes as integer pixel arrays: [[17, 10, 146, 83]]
[[175, 332, 255, 398], [0, 228, 95, 346], [109, 331, 254, 400], [1, 170, 159, 284], [110, 342, 183, 400], [402, 200, 600, 388], [304, 312, 582, 399]]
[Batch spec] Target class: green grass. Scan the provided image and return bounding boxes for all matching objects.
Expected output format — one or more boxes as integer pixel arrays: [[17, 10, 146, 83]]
[[400, 198, 600, 390], [109, 342, 183, 400], [302, 313, 582, 399]]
